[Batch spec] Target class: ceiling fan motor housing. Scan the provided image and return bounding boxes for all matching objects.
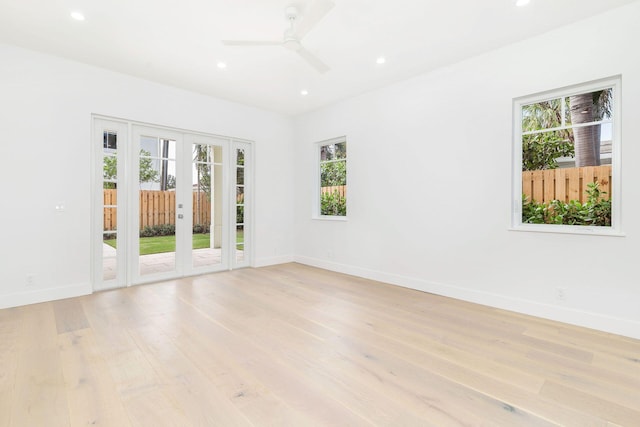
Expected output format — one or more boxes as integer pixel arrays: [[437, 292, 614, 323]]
[[285, 6, 299, 20]]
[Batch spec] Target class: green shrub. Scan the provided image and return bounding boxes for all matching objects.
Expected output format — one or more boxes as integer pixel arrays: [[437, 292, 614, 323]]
[[193, 223, 210, 234], [522, 182, 611, 226], [139, 223, 215, 237], [321, 191, 346, 216], [236, 205, 244, 224], [140, 225, 157, 237], [158, 224, 175, 236], [139, 223, 175, 237], [522, 133, 573, 171]]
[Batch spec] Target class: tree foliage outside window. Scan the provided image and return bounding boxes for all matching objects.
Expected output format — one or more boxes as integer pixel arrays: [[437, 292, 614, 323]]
[[321, 160, 346, 187], [103, 149, 159, 189], [321, 191, 346, 216], [522, 98, 574, 171], [138, 150, 160, 184], [522, 89, 612, 170], [319, 141, 347, 216], [193, 144, 211, 200]]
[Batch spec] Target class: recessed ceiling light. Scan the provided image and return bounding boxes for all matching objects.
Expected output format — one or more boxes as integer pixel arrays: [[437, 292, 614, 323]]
[[300, 90, 309, 96], [515, 0, 530, 7], [70, 11, 85, 21], [376, 56, 386, 65], [217, 61, 227, 69]]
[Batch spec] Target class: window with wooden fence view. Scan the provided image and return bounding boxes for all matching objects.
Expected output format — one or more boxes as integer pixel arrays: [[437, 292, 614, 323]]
[[519, 81, 616, 227], [319, 140, 346, 216]]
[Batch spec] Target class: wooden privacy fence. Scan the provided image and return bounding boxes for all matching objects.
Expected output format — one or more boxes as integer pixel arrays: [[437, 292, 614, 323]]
[[103, 190, 211, 231], [321, 185, 347, 197], [522, 165, 611, 204]]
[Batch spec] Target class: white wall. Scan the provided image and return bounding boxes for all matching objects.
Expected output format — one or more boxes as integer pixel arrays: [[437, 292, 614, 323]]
[[293, 3, 640, 339], [2, 3, 639, 340], [0, 43, 295, 307]]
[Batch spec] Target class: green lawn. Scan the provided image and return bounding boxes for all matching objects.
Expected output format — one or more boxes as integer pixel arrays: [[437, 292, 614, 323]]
[[104, 232, 243, 256]]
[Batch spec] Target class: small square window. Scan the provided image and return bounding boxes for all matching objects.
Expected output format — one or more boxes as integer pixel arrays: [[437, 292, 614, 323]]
[[103, 131, 117, 150]]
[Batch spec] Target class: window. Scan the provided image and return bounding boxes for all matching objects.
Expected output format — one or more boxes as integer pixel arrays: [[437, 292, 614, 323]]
[[317, 137, 347, 218], [512, 76, 621, 234], [103, 131, 117, 150]]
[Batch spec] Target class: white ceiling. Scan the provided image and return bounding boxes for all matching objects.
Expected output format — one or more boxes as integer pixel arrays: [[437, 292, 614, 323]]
[[0, 0, 637, 115]]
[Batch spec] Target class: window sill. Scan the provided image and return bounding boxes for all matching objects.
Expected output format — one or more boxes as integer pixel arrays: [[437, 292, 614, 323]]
[[313, 215, 348, 222], [509, 224, 624, 237]]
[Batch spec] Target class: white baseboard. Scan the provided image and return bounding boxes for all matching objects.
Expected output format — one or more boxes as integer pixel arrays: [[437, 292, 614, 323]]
[[254, 254, 296, 268], [294, 255, 640, 340], [0, 283, 92, 310]]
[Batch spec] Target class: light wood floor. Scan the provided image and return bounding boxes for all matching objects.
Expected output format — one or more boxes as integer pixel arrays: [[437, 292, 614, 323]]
[[1, 263, 639, 426]]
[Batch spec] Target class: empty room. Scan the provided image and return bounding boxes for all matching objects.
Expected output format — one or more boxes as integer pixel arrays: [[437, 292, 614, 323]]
[[1, 0, 639, 425]]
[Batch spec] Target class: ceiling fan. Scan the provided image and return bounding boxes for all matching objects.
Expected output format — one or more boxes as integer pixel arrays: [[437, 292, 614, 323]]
[[222, 0, 335, 74]]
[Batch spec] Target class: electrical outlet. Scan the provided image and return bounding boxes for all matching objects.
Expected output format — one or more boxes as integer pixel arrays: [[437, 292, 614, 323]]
[[26, 274, 36, 287], [556, 287, 567, 302]]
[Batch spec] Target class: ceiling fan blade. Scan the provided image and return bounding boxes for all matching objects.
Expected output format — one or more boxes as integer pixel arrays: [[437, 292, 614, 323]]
[[222, 40, 282, 46], [294, 0, 335, 40], [297, 47, 330, 74]]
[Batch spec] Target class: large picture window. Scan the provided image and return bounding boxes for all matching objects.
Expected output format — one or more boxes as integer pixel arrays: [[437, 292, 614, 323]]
[[317, 137, 347, 218], [512, 77, 621, 234]]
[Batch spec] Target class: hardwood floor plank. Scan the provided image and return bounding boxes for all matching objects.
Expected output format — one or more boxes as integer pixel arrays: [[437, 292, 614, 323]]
[[540, 381, 640, 426], [145, 311, 318, 426], [164, 290, 374, 426], [9, 304, 70, 427], [79, 293, 201, 426], [172, 288, 438, 426], [525, 348, 640, 410], [0, 308, 22, 427], [176, 272, 584, 426], [230, 269, 549, 393], [121, 280, 361, 426], [1, 263, 639, 426], [591, 351, 640, 380], [190, 265, 635, 425], [127, 325, 255, 426], [58, 329, 132, 426], [52, 297, 90, 334]]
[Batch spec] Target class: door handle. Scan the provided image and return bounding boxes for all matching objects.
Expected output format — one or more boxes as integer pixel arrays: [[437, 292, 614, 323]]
[[178, 214, 184, 219]]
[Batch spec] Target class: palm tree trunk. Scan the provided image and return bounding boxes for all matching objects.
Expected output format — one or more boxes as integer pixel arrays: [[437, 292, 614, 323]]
[[570, 93, 600, 166]]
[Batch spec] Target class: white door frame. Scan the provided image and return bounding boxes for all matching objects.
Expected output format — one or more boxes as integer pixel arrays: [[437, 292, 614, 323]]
[[92, 117, 130, 291]]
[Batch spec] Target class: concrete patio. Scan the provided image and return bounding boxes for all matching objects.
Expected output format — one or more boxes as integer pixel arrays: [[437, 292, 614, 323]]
[[102, 243, 234, 281]]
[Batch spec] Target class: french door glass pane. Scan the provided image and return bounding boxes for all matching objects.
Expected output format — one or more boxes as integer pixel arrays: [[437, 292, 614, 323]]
[[139, 137, 176, 276], [102, 132, 118, 281], [192, 143, 223, 268], [236, 226, 244, 263], [236, 148, 245, 264], [102, 232, 117, 281]]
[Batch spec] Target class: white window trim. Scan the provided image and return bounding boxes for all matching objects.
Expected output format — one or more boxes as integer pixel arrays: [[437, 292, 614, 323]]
[[313, 136, 348, 221], [511, 76, 623, 236]]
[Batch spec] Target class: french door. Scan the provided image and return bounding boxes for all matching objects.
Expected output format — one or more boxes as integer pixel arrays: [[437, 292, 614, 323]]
[[93, 117, 251, 290]]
